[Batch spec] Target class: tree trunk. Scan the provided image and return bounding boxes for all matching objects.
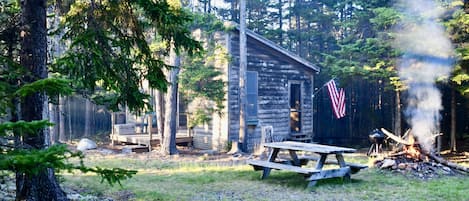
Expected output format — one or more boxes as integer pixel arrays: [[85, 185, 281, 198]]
[[58, 96, 66, 142], [288, 0, 293, 51], [84, 99, 92, 137], [239, 0, 247, 152], [231, 0, 238, 22], [278, 0, 283, 44], [49, 103, 59, 144], [67, 96, 73, 142], [16, 169, 67, 201], [155, 90, 164, 145], [18, 1, 67, 200], [450, 88, 457, 152], [162, 53, 180, 155], [295, 0, 301, 56], [394, 90, 402, 137]]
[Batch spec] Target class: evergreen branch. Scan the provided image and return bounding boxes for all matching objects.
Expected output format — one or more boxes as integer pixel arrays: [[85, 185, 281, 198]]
[[0, 120, 53, 137], [15, 78, 73, 98], [0, 144, 137, 186], [76, 166, 137, 187]]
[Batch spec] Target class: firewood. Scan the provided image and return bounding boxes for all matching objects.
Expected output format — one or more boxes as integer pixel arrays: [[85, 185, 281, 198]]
[[388, 151, 407, 157], [381, 128, 412, 145], [402, 129, 411, 140], [427, 152, 469, 174]]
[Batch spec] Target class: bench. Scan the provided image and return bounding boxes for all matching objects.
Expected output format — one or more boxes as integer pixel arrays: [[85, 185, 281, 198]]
[[249, 142, 364, 187], [248, 160, 319, 175], [297, 156, 367, 174]]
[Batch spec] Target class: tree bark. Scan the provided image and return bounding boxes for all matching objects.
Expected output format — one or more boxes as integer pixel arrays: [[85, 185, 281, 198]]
[[18, 0, 67, 200], [450, 88, 457, 152], [233, 0, 247, 153], [162, 53, 180, 155]]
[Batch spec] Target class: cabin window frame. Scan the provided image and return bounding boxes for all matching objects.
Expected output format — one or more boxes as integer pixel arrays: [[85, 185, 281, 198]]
[[246, 71, 258, 123], [289, 81, 303, 133]]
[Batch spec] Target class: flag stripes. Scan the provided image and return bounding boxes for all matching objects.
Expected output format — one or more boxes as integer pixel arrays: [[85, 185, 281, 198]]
[[326, 80, 346, 119]]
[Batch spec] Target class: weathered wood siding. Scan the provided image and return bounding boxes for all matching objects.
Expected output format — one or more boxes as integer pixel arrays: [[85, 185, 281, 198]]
[[228, 32, 315, 153]]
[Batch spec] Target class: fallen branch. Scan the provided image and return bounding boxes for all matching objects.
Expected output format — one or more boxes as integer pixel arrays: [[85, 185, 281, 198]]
[[427, 152, 469, 174]]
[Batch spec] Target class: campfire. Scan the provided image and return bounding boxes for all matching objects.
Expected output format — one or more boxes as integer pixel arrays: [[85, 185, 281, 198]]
[[373, 128, 468, 179]]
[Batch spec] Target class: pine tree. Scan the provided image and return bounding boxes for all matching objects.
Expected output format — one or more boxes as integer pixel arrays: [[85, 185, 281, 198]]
[[1, 0, 202, 199]]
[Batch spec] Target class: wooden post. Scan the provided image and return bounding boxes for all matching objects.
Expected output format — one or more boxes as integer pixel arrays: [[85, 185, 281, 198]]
[[307, 154, 327, 187]]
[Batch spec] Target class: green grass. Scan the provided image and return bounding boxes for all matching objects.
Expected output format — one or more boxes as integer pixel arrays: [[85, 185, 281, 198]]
[[62, 154, 469, 201]]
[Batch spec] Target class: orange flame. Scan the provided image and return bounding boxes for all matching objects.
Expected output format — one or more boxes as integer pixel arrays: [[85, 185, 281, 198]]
[[404, 134, 421, 159]]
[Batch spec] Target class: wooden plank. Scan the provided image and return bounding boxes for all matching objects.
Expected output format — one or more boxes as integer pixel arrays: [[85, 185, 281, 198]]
[[335, 153, 346, 167], [288, 150, 300, 166], [297, 156, 367, 174], [307, 167, 351, 181], [263, 141, 356, 154], [247, 160, 319, 175], [110, 134, 193, 147]]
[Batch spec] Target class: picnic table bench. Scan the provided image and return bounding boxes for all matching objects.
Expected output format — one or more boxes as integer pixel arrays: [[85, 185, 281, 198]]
[[248, 141, 367, 187]]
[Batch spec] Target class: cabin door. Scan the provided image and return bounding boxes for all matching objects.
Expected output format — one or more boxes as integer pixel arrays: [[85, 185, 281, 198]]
[[289, 82, 302, 133]]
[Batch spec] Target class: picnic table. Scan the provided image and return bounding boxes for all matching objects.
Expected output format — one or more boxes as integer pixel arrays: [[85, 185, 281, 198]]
[[248, 141, 367, 187]]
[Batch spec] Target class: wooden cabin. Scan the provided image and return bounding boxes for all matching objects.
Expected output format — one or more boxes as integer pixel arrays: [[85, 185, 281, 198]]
[[191, 26, 320, 153]]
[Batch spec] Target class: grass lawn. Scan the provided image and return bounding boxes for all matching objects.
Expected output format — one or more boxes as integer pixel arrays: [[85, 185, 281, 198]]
[[62, 152, 469, 201]]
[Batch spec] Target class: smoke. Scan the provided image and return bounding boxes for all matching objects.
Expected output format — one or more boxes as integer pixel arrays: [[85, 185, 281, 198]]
[[395, 0, 455, 152]]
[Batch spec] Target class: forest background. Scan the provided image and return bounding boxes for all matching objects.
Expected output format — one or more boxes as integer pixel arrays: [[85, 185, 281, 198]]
[[189, 0, 469, 150]]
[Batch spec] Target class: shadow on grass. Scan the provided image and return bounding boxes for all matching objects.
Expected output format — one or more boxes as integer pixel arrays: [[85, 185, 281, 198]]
[[249, 170, 367, 190]]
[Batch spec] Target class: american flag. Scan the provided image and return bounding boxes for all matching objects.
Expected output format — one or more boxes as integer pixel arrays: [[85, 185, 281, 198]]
[[326, 79, 346, 119]]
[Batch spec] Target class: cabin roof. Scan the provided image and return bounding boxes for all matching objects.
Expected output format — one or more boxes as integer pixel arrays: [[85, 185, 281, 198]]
[[233, 26, 320, 72]]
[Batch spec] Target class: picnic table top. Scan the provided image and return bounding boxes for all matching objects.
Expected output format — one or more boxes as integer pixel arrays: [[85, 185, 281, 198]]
[[263, 141, 356, 154]]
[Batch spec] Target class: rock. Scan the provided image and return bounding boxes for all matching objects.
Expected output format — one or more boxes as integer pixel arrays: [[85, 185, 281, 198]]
[[442, 166, 451, 172], [99, 148, 115, 155], [200, 150, 218, 155], [232, 153, 242, 158], [77, 138, 97, 151], [67, 193, 82, 200], [6, 185, 15, 192], [398, 163, 407, 170], [121, 147, 133, 154], [380, 159, 396, 169]]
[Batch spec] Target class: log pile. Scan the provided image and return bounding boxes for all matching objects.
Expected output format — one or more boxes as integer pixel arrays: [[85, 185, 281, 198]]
[[373, 128, 468, 179]]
